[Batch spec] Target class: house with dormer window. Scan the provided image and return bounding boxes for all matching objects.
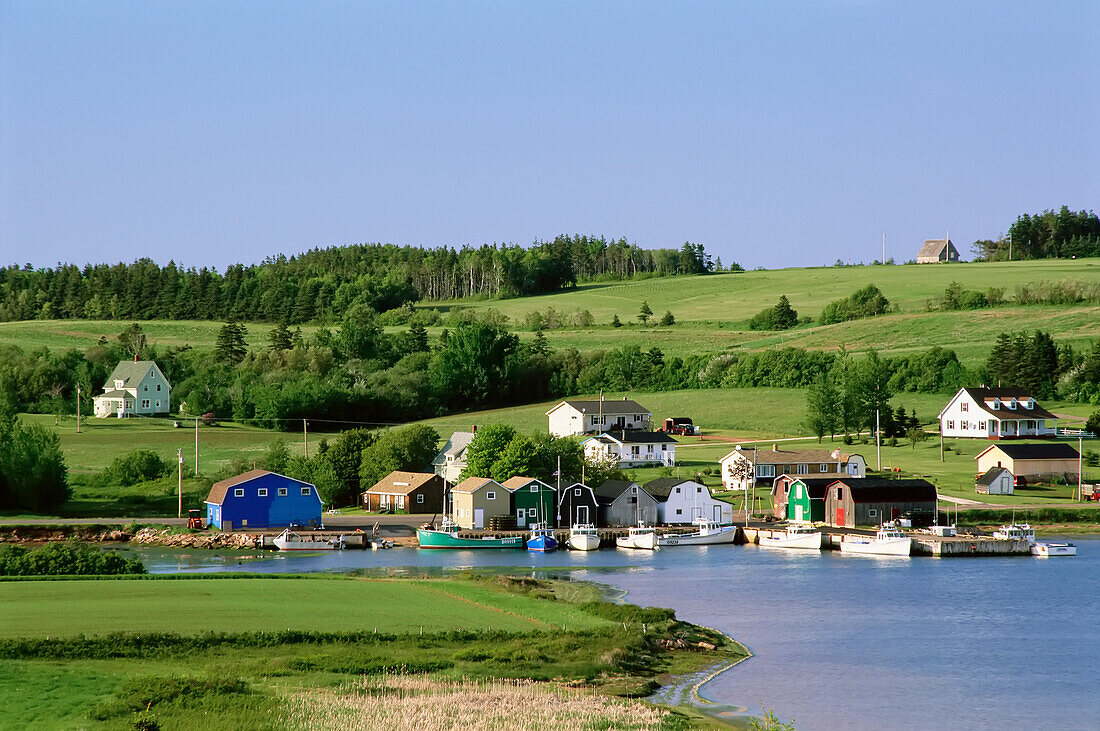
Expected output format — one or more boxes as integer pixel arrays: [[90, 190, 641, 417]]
[[938, 387, 1057, 439], [92, 360, 171, 418]]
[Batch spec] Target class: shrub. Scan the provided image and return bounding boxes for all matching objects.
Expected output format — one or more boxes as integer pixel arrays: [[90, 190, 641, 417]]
[[91, 675, 249, 720], [819, 284, 889, 324], [100, 450, 172, 486], [0, 540, 146, 576]]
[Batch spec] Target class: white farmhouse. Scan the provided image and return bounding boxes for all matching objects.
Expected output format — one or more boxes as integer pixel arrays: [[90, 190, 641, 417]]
[[92, 360, 171, 418], [938, 387, 1057, 439], [546, 397, 651, 437], [582, 430, 676, 468], [644, 478, 733, 525]]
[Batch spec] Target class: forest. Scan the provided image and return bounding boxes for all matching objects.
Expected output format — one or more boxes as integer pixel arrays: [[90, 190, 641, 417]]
[[972, 206, 1100, 261], [0, 237, 716, 324]]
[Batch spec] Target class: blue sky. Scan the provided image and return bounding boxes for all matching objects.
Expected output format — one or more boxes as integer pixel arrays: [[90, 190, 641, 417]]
[[2, 1, 1096, 271]]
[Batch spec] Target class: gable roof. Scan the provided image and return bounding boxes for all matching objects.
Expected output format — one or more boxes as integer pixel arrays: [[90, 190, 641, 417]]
[[642, 477, 702, 500], [722, 447, 857, 465], [433, 431, 474, 465], [204, 469, 313, 505], [500, 476, 553, 492], [452, 477, 500, 494], [104, 360, 168, 390], [832, 478, 937, 503], [976, 442, 1080, 461], [593, 479, 639, 500], [917, 238, 958, 259], [587, 430, 677, 446], [976, 467, 1012, 486], [941, 387, 1058, 420], [548, 399, 650, 416], [365, 471, 439, 496], [775, 475, 839, 499]]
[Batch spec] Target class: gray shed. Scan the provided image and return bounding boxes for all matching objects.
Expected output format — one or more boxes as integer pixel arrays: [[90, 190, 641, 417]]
[[594, 480, 660, 527], [976, 467, 1014, 495]]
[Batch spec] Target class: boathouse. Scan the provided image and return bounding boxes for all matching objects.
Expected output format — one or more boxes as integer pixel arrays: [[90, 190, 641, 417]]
[[450, 477, 510, 529], [824, 478, 937, 528], [772, 475, 835, 523], [363, 471, 444, 513], [595, 480, 659, 527], [644, 478, 733, 524], [557, 482, 599, 527], [501, 476, 557, 528], [204, 469, 323, 530]]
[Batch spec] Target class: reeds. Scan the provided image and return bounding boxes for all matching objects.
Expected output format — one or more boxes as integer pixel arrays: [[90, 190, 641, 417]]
[[290, 673, 667, 730]]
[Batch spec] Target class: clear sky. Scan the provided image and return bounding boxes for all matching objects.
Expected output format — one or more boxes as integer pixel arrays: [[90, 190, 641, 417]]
[[2, 1, 1097, 271]]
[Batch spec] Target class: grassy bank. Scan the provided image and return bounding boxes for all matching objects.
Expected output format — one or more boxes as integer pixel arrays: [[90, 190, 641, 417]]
[[0, 573, 743, 729]]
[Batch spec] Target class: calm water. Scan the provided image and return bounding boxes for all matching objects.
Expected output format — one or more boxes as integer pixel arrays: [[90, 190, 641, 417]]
[[134, 538, 1100, 730]]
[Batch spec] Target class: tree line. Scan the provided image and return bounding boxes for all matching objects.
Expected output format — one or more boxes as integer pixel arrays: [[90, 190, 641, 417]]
[[0, 237, 719, 324], [972, 206, 1100, 261]]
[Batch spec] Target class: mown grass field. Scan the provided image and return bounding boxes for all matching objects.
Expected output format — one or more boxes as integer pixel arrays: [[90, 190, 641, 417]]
[[0, 574, 738, 729]]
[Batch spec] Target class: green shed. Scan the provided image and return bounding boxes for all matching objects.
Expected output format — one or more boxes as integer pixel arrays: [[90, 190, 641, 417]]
[[785, 477, 834, 523], [502, 476, 558, 528]]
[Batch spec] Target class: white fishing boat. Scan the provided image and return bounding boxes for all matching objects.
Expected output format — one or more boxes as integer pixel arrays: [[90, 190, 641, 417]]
[[567, 524, 601, 551], [839, 522, 912, 557], [658, 518, 738, 547], [1031, 541, 1077, 557], [759, 523, 824, 550], [993, 523, 1035, 543], [272, 528, 343, 551], [616, 525, 659, 550]]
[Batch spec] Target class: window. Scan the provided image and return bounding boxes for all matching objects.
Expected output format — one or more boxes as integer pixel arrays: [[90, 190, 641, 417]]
[[796, 485, 802, 499], [301, 487, 311, 496], [258, 488, 268, 497], [960, 421, 967, 430], [278, 488, 287, 496], [796, 464, 808, 475], [960, 402, 968, 412], [979, 421, 986, 430], [661, 443, 667, 450], [675, 487, 681, 494], [947, 421, 954, 429], [631, 486, 637, 494], [530, 485, 538, 492], [141, 399, 150, 409], [486, 491, 496, 500], [417, 494, 425, 504], [819, 464, 829, 472], [696, 486, 702, 493], [155, 400, 160, 408], [835, 487, 842, 500], [675, 509, 682, 515], [756, 464, 776, 478], [143, 385, 148, 392], [992, 400, 1000, 410], [869, 508, 878, 518], [234, 488, 244, 497], [574, 488, 581, 496], [157, 384, 161, 391]]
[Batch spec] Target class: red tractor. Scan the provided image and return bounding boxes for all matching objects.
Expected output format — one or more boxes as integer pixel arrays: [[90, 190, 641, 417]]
[[187, 509, 206, 530]]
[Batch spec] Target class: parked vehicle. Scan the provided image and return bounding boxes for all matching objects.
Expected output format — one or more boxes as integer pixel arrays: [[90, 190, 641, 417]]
[[660, 417, 696, 436], [186, 509, 205, 530]]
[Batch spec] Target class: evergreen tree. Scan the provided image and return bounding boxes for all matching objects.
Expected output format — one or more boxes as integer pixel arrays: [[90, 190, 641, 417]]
[[610, 314, 622, 328], [660, 310, 676, 326], [215, 321, 248, 364], [637, 300, 653, 325], [268, 322, 293, 351], [772, 295, 798, 329]]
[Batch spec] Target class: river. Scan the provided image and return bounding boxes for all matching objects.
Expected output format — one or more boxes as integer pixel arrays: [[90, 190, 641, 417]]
[[133, 537, 1100, 730]]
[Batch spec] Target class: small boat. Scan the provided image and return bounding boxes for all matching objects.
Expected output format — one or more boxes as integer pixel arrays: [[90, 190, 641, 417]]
[[1032, 541, 1076, 557], [416, 519, 524, 549], [567, 524, 600, 551], [839, 522, 912, 557], [993, 523, 1035, 543], [759, 523, 824, 550], [272, 528, 343, 551], [658, 518, 738, 547], [616, 525, 659, 550], [526, 523, 559, 552]]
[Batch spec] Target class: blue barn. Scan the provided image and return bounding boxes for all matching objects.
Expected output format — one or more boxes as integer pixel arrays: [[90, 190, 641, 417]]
[[204, 469, 323, 530]]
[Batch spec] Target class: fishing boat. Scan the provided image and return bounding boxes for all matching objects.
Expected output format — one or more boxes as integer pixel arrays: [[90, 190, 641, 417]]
[[1031, 541, 1076, 557], [993, 523, 1035, 543], [272, 528, 343, 551], [838, 522, 912, 557], [416, 519, 524, 549], [526, 522, 559, 552], [615, 524, 659, 550], [567, 524, 600, 551], [759, 523, 824, 550], [657, 518, 738, 547]]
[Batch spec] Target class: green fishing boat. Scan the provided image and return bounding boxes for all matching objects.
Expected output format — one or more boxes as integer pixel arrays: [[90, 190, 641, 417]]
[[417, 520, 524, 549]]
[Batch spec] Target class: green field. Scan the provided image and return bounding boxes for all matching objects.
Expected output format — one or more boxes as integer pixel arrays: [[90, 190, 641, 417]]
[[0, 574, 739, 729], [0, 575, 609, 638]]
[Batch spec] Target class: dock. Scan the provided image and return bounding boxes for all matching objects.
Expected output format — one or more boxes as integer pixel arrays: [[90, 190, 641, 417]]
[[742, 525, 1031, 556]]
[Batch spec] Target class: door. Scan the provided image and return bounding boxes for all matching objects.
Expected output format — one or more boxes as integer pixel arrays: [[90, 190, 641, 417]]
[[474, 508, 484, 529], [836, 507, 845, 526], [713, 504, 721, 521], [577, 505, 589, 524], [516, 509, 527, 527], [795, 505, 804, 522], [615, 416, 625, 429]]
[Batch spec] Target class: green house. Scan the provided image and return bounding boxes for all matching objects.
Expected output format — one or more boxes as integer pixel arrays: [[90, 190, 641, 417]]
[[785, 477, 834, 523], [502, 477, 558, 528]]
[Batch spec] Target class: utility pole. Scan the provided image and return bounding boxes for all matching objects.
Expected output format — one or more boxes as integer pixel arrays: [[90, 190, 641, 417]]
[[939, 424, 944, 462], [177, 448, 183, 519], [882, 233, 886, 265], [1078, 435, 1084, 502], [194, 417, 199, 476], [303, 419, 308, 459], [76, 386, 81, 433], [876, 409, 881, 472]]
